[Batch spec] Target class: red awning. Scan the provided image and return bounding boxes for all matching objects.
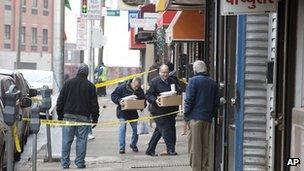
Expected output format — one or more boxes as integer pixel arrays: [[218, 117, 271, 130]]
[[166, 10, 204, 43], [129, 28, 146, 50], [156, 11, 177, 28]]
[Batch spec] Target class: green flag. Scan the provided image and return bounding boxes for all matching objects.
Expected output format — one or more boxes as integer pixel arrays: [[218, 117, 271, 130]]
[[65, 0, 71, 10]]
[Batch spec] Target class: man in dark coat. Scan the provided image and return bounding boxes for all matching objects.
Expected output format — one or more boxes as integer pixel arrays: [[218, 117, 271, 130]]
[[184, 60, 219, 171], [111, 78, 146, 154], [56, 63, 100, 169], [145, 64, 181, 156]]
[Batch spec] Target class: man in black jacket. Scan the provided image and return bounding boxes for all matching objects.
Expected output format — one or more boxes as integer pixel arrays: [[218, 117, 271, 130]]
[[111, 78, 146, 154], [56, 64, 99, 169], [145, 64, 181, 156]]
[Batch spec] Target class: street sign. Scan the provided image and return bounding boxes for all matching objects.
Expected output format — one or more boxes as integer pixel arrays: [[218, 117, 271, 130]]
[[76, 17, 87, 50], [81, 0, 102, 20], [92, 28, 107, 48], [107, 10, 120, 16], [130, 18, 157, 31], [221, 0, 277, 15]]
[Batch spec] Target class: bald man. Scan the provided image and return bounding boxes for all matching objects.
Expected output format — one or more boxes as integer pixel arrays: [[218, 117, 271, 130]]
[[145, 64, 181, 156]]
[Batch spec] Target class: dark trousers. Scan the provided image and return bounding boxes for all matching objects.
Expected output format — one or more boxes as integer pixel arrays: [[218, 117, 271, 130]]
[[146, 116, 176, 153], [97, 82, 106, 96]]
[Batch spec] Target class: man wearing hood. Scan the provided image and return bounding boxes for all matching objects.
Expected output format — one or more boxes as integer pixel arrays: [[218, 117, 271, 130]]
[[56, 63, 100, 169]]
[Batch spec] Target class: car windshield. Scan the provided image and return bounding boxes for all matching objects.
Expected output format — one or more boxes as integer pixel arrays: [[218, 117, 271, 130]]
[[17, 69, 53, 89]]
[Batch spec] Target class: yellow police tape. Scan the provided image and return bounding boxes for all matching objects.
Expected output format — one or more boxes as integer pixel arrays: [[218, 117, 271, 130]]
[[22, 110, 183, 127], [13, 123, 21, 152], [95, 69, 157, 88]]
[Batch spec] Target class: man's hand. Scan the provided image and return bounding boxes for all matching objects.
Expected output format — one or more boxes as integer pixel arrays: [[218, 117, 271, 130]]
[[119, 99, 125, 107], [92, 120, 98, 129], [58, 116, 63, 121], [156, 97, 162, 107]]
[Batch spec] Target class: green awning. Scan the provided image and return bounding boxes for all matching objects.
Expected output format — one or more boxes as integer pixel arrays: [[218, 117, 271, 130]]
[[65, 0, 71, 10]]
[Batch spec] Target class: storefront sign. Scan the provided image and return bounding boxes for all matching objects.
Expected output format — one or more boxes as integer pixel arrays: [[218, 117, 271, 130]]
[[130, 18, 157, 31], [128, 10, 139, 30], [221, 0, 277, 15]]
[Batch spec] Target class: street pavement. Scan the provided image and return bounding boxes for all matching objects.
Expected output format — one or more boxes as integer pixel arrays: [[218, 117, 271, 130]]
[[15, 95, 191, 171]]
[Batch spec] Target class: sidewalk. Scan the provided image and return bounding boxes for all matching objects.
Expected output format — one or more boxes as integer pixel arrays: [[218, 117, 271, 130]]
[[15, 96, 191, 171]]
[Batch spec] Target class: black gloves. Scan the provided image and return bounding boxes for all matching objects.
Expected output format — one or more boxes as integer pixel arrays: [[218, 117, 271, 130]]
[[58, 116, 63, 121], [92, 119, 98, 129]]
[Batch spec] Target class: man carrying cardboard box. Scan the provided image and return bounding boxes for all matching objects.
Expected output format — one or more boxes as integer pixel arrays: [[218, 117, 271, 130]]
[[145, 64, 181, 156], [111, 78, 146, 154]]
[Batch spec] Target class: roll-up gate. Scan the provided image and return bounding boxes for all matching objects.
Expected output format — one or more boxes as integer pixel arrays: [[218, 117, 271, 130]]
[[243, 14, 269, 171]]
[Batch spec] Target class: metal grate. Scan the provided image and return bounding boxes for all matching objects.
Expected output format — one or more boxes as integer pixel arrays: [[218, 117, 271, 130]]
[[243, 14, 269, 171]]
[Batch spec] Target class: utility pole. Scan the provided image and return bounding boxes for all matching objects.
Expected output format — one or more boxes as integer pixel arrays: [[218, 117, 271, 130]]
[[98, 0, 105, 66], [89, 20, 94, 82], [15, 0, 23, 69], [53, 0, 65, 92]]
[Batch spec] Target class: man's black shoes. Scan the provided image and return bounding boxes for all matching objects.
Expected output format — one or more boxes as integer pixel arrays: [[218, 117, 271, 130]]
[[145, 151, 158, 156], [167, 151, 178, 156], [119, 149, 125, 154], [130, 145, 139, 152]]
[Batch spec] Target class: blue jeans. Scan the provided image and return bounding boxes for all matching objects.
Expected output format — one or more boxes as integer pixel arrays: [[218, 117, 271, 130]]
[[61, 114, 90, 168], [119, 119, 138, 150]]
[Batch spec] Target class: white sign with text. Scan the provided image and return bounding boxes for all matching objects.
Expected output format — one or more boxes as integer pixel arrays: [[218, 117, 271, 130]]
[[221, 0, 277, 15], [76, 17, 87, 50]]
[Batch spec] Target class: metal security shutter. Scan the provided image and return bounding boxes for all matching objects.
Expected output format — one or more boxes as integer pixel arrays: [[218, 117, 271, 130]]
[[243, 15, 269, 171]]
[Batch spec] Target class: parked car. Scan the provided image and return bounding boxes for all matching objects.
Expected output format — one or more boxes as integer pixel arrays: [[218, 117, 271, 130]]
[[17, 69, 53, 90], [18, 69, 55, 118], [0, 70, 35, 162], [0, 99, 7, 170]]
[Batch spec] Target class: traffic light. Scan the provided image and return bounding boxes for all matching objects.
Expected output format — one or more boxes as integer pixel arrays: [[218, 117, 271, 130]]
[[82, 0, 87, 14]]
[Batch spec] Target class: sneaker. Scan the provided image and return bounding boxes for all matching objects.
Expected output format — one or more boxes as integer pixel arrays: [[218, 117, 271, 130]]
[[88, 134, 95, 140], [119, 149, 125, 154], [62, 165, 69, 169], [77, 165, 86, 169], [130, 145, 139, 152]]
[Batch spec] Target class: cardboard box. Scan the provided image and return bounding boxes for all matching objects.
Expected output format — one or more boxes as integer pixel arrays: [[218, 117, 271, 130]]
[[159, 95, 182, 107], [122, 99, 145, 110]]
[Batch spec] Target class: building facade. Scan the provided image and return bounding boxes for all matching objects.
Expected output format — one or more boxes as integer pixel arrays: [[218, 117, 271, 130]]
[[0, 0, 53, 70]]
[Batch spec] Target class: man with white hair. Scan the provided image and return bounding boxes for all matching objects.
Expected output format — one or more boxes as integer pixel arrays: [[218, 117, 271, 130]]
[[184, 60, 219, 171]]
